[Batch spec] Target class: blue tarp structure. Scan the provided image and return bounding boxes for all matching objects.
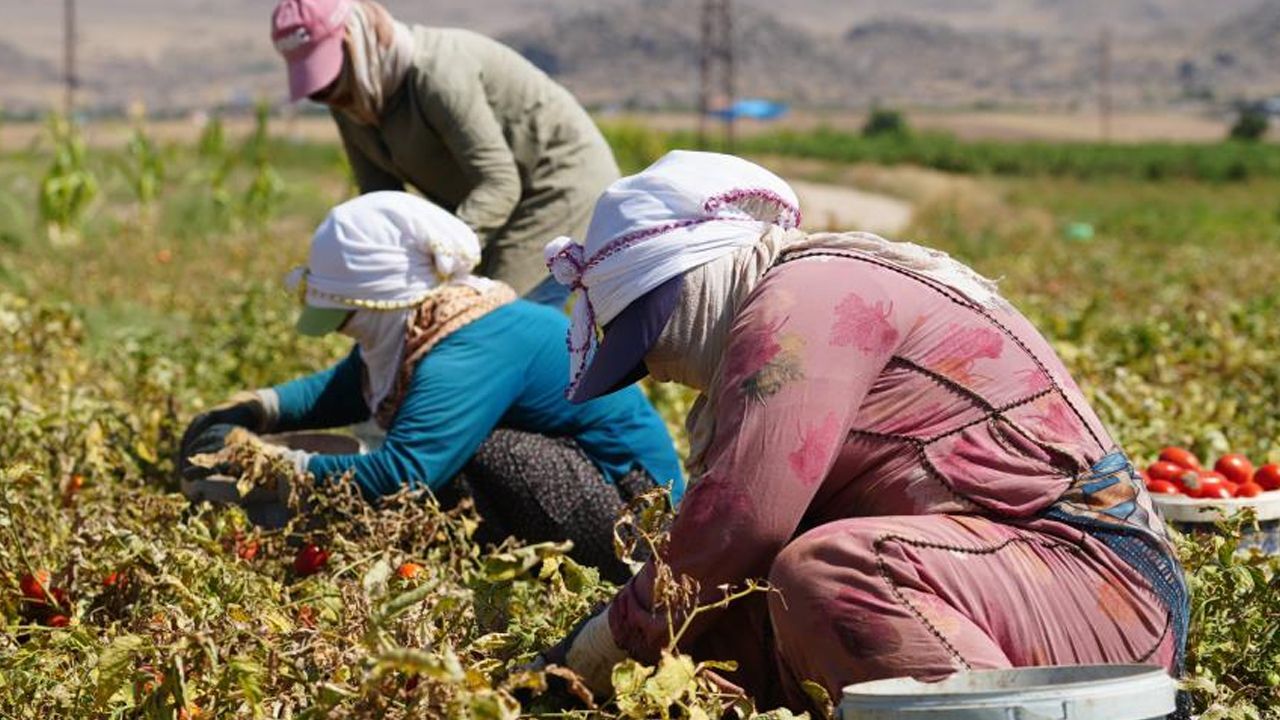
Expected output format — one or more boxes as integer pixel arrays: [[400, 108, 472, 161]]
[[708, 98, 789, 121]]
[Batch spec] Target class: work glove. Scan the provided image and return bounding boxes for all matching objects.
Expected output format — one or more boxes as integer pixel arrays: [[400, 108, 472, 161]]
[[534, 608, 629, 698], [179, 391, 276, 474], [180, 428, 309, 507]]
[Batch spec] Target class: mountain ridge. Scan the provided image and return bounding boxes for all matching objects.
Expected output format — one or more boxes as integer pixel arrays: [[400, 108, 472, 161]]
[[0, 0, 1273, 114]]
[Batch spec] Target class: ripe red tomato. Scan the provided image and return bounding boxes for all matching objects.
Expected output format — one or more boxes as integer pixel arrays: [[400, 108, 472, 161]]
[[46, 614, 70, 628], [293, 544, 329, 577], [1199, 485, 1234, 500], [1182, 470, 1228, 498], [1145, 479, 1181, 495], [19, 570, 50, 601], [1147, 461, 1187, 482], [1159, 447, 1201, 470], [1253, 464, 1280, 491], [1236, 482, 1265, 498], [237, 540, 260, 561], [1214, 454, 1255, 486]]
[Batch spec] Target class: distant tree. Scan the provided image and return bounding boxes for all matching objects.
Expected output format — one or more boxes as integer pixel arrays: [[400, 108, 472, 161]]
[[1230, 106, 1269, 142], [863, 108, 909, 138]]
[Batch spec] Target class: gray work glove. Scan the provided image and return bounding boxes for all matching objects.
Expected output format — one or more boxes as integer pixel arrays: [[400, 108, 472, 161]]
[[179, 428, 309, 506], [179, 391, 276, 476]]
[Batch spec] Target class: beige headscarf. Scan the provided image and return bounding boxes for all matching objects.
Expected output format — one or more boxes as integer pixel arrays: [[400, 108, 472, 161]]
[[373, 282, 517, 428], [647, 225, 1004, 476], [543, 152, 1001, 476], [328, 1, 414, 125]]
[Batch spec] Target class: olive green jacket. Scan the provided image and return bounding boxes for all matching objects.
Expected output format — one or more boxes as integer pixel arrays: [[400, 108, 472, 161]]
[[334, 27, 619, 294]]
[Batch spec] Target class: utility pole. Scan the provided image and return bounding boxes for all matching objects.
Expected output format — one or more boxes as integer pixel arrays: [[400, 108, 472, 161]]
[[64, 0, 78, 115], [1099, 28, 1112, 142], [697, 0, 735, 150]]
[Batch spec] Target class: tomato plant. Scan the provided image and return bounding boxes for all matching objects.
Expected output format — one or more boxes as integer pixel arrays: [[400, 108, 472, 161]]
[[2, 123, 1280, 719]]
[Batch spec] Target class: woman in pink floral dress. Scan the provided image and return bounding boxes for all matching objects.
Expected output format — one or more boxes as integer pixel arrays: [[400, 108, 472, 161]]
[[535, 151, 1186, 713]]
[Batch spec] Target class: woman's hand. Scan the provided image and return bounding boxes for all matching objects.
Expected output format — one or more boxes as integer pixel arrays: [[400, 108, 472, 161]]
[[180, 428, 308, 508], [179, 392, 269, 472]]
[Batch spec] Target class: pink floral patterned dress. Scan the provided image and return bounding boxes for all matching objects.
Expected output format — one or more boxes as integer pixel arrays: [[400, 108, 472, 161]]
[[606, 248, 1184, 711]]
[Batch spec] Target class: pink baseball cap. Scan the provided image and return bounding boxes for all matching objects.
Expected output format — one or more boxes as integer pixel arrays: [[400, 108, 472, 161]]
[[271, 0, 353, 101]]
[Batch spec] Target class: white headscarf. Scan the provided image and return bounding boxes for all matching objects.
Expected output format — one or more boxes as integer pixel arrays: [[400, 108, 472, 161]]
[[543, 150, 1003, 406], [544, 150, 803, 396], [288, 191, 489, 411]]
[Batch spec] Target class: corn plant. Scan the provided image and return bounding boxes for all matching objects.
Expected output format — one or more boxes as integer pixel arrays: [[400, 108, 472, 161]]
[[196, 115, 226, 161], [241, 161, 286, 228], [122, 126, 166, 210], [37, 115, 99, 245], [242, 101, 272, 166], [239, 102, 285, 227], [193, 116, 236, 231]]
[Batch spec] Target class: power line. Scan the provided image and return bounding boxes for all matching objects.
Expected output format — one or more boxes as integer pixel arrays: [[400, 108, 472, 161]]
[[1099, 27, 1112, 142], [697, 0, 735, 150], [64, 0, 78, 115]]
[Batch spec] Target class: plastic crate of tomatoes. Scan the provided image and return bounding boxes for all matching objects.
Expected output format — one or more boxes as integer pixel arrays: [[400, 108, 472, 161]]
[[1143, 447, 1280, 554]]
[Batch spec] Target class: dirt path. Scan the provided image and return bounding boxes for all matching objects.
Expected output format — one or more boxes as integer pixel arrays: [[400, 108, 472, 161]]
[[789, 179, 915, 236]]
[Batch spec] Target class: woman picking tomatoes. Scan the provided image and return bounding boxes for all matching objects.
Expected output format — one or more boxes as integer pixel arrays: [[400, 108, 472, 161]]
[[533, 151, 1188, 712], [178, 192, 683, 582]]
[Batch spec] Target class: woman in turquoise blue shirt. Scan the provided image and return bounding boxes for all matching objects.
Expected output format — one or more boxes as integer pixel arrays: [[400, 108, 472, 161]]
[[179, 191, 683, 581]]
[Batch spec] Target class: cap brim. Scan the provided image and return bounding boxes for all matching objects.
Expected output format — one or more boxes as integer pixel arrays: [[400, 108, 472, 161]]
[[286, 33, 346, 101], [569, 274, 683, 404], [296, 306, 352, 336]]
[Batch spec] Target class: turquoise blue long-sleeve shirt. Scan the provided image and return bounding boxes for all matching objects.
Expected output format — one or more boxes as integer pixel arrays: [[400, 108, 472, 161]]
[[270, 300, 685, 504]]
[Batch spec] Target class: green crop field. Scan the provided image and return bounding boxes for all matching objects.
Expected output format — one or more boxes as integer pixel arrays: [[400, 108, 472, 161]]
[[0, 117, 1277, 718]]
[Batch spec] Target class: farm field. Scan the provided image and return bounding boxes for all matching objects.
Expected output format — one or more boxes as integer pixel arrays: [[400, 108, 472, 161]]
[[0, 117, 1278, 718], [5, 106, 1273, 154], [600, 109, 1257, 144]]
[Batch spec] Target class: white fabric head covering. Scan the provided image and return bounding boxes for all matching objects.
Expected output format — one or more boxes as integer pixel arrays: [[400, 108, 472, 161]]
[[543, 150, 801, 396], [288, 191, 487, 411], [290, 191, 484, 310]]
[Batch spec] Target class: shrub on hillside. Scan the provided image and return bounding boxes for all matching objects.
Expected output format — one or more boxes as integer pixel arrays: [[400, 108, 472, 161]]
[[862, 108, 910, 138], [1229, 107, 1269, 143]]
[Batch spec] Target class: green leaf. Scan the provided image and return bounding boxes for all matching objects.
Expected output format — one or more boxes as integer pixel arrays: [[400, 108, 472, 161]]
[[801, 679, 833, 719], [373, 647, 463, 681], [612, 658, 654, 696], [481, 541, 572, 582], [376, 578, 440, 624], [362, 557, 392, 598], [613, 658, 656, 716], [93, 634, 145, 706], [644, 651, 697, 707]]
